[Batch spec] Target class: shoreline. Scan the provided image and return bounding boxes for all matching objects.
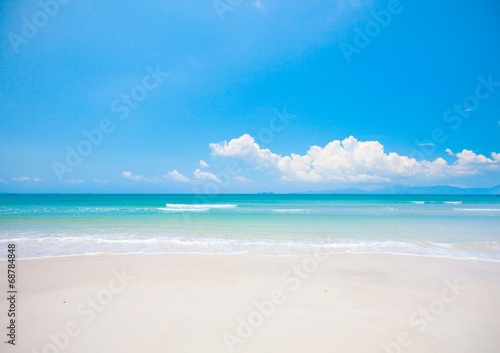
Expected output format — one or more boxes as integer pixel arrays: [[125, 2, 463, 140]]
[[2, 252, 500, 352], [5, 250, 500, 263]]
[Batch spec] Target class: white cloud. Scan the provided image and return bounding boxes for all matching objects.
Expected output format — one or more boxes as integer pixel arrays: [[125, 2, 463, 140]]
[[199, 160, 209, 168], [449, 149, 499, 174], [0, 178, 7, 183], [210, 134, 500, 183], [417, 143, 435, 146], [93, 178, 110, 183], [122, 171, 139, 181], [65, 179, 83, 184], [166, 170, 190, 183], [193, 169, 220, 182], [11, 177, 41, 182], [447, 184, 466, 189], [233, 176, 253, 183], [122, 171, 158, 182], [11, 177, 30, 182]]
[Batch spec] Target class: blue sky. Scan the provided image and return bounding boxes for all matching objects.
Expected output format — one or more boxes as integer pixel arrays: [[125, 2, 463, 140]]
[[0, 0, 499, 193]]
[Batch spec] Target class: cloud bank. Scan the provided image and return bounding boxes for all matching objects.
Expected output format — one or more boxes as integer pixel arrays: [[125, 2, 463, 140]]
[[210, 134, 499, 183]]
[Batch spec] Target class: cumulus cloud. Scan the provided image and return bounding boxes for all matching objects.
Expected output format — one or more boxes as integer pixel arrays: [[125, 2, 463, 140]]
[[210, 134, 500, 183], [199, 160, 209, 168], [193, 169, 220, 182], [449, 149, 499, 174], [122, 171, 158, 182], [166, 170, 190, 183]]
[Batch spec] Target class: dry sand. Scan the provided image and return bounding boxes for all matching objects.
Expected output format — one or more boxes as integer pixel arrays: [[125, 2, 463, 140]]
[[2, 253, 500, 353]]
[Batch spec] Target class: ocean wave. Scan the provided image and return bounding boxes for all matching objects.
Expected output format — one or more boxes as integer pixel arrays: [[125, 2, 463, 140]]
[[454, 208, 500, 212], [165, 204, 236, 208], [444, 201, 462, 204], [158, 207, 208, 212], [0, 206, 156, 215], [159, 204, 237, 212], [157, 204, 236, 212], [411, 201, 425, 204], [2, 236, 499, 261], [271, 209, 311, 213]]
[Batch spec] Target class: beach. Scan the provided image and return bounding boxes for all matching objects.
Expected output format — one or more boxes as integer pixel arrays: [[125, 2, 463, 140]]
[[3, 0, 500, 351], [1, 194, 500, 352], [3, 253, 500, 353]]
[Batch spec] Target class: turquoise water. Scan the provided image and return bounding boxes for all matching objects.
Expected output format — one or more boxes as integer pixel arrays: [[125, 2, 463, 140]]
[[1, 194, 499, 259]]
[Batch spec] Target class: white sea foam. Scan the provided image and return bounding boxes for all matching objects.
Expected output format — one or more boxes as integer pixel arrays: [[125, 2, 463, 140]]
[[0, 206, 157, 215], [444, 201, 462, 204], [158, 203, 237, 212], [271, 209, 311, 213], [454, 208, 500, 212], [166, 203, 236, 209], [165, 204, 236, 209], [3, 235, 500, 261], [411, 201, 425, 204], [158, 207, 208, 212]]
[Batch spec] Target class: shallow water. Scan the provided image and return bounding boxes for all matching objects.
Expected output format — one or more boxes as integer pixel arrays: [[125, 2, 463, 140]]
[[1, 194, 499, 259]]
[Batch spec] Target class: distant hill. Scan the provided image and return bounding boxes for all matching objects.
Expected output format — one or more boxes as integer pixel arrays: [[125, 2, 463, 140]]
[[376, 184, 500, 195], [296, 187, 369, 194], [295, 185, 500, 195]]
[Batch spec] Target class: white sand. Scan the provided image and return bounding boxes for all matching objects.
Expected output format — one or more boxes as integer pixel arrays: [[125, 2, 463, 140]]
[[2, 253, 500, 352]]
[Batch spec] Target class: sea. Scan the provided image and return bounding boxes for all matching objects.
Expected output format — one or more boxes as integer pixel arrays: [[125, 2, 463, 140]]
[[1, 194, 499, 260]]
